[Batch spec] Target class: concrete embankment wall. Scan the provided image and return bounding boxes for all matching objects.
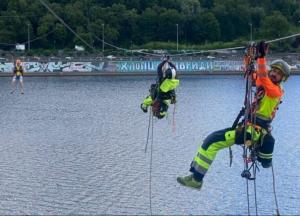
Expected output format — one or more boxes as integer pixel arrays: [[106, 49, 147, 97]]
[[1, 71, 300, 77], [0, 59, 299, 76], [0, 71, 242, 77]]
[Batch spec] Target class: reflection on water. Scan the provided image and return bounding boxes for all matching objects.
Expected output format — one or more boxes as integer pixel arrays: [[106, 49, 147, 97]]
[[0, 76, 299, 215]]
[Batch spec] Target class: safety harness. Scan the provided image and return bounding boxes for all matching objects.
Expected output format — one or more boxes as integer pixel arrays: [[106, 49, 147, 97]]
[[151, 62, 178, 119], [14, 66, 24, 77], [231, 43, 281, 216]]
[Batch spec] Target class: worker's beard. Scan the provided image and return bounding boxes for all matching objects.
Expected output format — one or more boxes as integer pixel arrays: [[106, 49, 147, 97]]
[[269, 74, 281, 84]]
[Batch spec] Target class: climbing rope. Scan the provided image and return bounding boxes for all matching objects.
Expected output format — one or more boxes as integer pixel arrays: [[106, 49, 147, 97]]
[[241, 43, 259, 216], [239, 41, 283, 216], [145, 107, 153, 153], [272, 164, 281, 216], [144, 108, 154, 215], [172, 102, 177, 133]]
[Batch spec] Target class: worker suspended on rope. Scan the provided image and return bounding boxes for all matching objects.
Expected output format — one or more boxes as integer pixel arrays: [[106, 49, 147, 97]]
[[11, 59, 25, 94], [177, 41, 290, 190], [140, 55, 180, 119]]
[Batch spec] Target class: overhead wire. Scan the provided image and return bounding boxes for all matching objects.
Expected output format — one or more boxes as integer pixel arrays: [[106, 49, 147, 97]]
[[6, 0, 295, 58], [0, 29, 57, 47], [0, 15, 41, 18], [23, 29, 57, 44], [93, 35, 161, 57], [37, 0, 97, 52], [92, 31, 300, 58], [2, 0, 300, 57]]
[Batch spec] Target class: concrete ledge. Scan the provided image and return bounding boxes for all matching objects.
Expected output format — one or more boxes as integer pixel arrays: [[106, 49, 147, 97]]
[[0, 70, 299, 77], [0, 71, 248, 77]]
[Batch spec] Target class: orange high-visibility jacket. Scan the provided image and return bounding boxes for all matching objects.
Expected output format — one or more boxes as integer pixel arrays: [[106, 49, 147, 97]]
[[255, 57, 283, 120]]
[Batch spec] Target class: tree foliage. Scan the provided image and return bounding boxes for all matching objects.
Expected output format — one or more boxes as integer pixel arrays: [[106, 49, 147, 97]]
[[0, 0, 299, 51]]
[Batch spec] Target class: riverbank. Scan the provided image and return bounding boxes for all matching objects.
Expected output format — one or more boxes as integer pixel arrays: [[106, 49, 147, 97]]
[[0, 70, 300, 77], [0, 71, 240, 77]]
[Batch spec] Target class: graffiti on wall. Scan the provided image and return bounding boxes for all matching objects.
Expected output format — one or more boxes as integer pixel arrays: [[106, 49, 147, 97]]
[[116, 60, 243, 72], [0, 60, 244, 73], [0, 62, 13, 73], [0, 61, 107, 73], [213, 61, 244, 71], [117, 61, 160, 72]]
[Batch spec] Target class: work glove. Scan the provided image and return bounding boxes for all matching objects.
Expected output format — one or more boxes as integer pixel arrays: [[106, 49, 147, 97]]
[[244, 41, 256, 58], [256, 40, 269, 58]]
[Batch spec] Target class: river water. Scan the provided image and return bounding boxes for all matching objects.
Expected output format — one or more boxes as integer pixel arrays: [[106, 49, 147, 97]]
[[0, 76, 299, 215]]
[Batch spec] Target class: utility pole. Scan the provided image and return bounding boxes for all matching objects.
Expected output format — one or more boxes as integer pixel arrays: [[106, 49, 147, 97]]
[[27, 23, 30, 51], [102, 23, 104, 56], [176, 24, 178, 51], [249, 23, 253, 41]]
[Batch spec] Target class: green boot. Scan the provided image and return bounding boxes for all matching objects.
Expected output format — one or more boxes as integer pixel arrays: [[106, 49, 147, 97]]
[[177, 174, 203, 190]]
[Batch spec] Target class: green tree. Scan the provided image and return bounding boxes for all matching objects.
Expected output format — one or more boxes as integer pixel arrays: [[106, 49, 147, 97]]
[[137, 8, 159, 43], [89, 20, 105, 47], [292, 8, 300, 25], [73, 28, 93, 49], [213, 4, 234, 41], [260, 11, 290, 39], [114, 6, 139, 46], [64, 3, 87, 29], [157, 9, 182, 42], [189, 12, 220, 43], [1, 0, 300, 52], [139, 0, 159, 11], [179, 0, 202, 45], [0, 0, 9, 10], [200, 0, 214, 9], [37, 14, 57, 48], [200, 12, 220, 42], [270, 0, 297, 20], [53, 23, 68, 48], [250, 7, 265, 27], [158, 0, 181, 10], [213, 0, 251, 41], [180, 0, 201, 18]]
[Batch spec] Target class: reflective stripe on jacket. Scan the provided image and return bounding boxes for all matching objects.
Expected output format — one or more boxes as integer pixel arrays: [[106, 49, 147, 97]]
[[255, 58, 283, 121]]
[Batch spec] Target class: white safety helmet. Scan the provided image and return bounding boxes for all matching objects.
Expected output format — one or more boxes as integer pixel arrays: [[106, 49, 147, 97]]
[[165, 67, 177, 79], [162, 62, 170, 75]]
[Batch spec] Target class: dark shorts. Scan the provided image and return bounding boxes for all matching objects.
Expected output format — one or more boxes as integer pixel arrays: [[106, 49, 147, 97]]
[[13, 75, 23, 81]]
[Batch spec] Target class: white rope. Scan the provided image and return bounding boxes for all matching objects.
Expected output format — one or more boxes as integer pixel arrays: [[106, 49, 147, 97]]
[[95, 30, 300, 57], [267, 32, 300, 43]]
